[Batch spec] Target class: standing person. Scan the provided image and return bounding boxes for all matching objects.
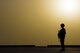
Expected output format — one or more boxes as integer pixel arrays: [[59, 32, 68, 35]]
[[58, 23, 66, 51]]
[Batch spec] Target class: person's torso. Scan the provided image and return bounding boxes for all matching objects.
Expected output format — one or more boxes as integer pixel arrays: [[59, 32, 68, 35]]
[[59, 28, 66, 38]]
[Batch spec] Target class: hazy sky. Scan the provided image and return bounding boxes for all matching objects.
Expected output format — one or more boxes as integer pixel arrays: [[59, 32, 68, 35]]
[[1, 0, 80, 46]]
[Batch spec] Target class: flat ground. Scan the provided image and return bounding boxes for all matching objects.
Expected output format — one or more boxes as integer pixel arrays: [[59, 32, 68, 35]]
[[0, 47, 80, 53]]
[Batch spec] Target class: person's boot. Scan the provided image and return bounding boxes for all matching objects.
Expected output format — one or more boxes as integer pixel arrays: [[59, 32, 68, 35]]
[[60, 48, 65, 51]]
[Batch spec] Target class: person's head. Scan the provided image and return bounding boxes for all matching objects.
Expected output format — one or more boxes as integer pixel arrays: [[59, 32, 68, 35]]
[[60, 23, 65, 28]]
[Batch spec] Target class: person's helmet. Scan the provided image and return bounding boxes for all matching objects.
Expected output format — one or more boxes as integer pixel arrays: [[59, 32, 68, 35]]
[[61, 23, 65, 28]]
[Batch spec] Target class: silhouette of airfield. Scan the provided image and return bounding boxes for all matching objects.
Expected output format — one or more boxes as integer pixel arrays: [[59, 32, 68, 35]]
[[0, 45, 80, 53]]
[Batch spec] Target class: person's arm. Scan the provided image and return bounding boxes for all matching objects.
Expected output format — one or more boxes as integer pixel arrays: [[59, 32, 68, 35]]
[[64, 29, 66, 34]]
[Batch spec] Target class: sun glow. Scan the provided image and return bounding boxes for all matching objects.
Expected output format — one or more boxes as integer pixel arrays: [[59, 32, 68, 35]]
[[45, 0, 79, 21], [54, 0, 79, 16], [58, 0, 78, 13]]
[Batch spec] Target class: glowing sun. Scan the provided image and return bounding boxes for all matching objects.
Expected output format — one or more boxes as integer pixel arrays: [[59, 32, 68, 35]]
[[55, 0, 79, 15]]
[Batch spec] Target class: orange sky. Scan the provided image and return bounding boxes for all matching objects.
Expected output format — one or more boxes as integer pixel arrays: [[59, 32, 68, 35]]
[[1, 0, 80, 46]]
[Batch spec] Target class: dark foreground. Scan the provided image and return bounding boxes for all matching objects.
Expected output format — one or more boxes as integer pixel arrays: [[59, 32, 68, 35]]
[[0, 47, 80, 53]]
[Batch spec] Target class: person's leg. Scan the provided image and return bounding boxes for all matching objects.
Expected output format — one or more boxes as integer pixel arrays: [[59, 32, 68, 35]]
[[60, 38, 65, 50], [62, 38, 65, 50], [60, 39, 63, 49]]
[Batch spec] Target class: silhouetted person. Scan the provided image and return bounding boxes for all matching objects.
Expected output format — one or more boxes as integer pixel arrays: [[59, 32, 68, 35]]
[[58, 23, 66, 51]]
